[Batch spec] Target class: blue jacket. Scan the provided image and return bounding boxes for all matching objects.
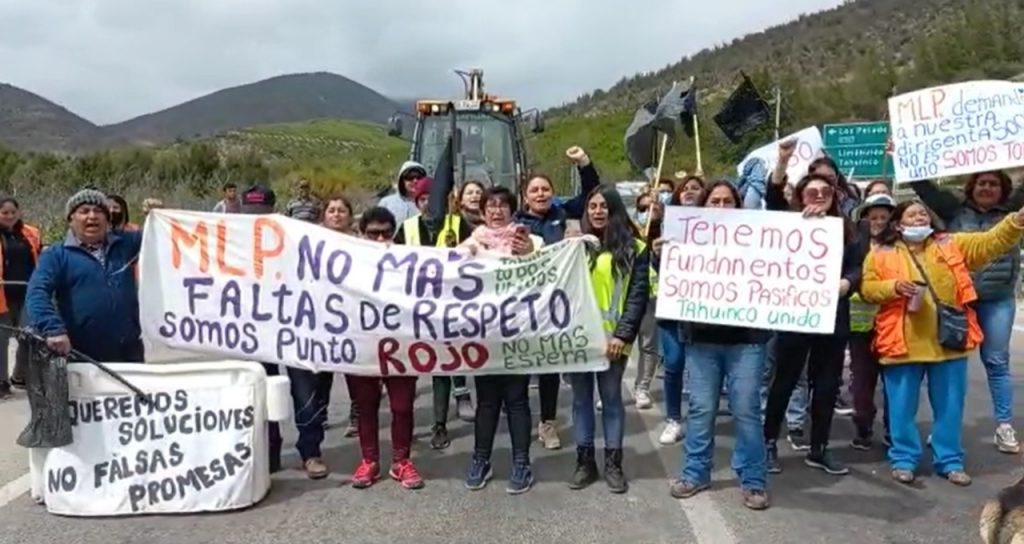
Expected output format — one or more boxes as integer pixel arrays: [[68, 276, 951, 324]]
[[27, 230, 143, 361], [515, 162, 600, 245], [911, 180, 1024, 301]]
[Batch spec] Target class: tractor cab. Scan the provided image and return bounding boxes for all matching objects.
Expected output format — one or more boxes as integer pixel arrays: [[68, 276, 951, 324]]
[[388, 69, 543, 194]]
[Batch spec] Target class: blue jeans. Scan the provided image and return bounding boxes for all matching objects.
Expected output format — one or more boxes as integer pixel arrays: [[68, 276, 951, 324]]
[[286, 367, 334, 461], [658, 320, 685, 422], [883, 358, 967, 474], [975, 296, 1015, 424], [761, 334, 808, 429], [570, 361, 627, 449], [682, 343, 767, 491]]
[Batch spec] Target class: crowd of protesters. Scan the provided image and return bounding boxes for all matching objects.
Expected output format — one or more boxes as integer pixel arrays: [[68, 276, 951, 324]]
[[2, 142, 1022, 512]]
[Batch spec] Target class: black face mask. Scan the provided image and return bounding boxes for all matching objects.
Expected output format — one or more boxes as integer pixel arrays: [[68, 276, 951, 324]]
[[111, 212, 124, 226]]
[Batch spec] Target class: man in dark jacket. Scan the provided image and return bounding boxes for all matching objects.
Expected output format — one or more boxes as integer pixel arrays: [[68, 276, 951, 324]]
[[27, 188, 144, 362]]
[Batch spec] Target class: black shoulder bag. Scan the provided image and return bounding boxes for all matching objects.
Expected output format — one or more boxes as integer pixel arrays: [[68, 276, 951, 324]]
[[906, 249, 969, 352]]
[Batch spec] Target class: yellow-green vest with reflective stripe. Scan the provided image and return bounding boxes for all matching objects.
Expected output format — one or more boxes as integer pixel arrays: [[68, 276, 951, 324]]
[[649, 265, 658, 298], [849, 292, 878, 333], [402, 214, 462, 247], [590, 239, 647, 350]]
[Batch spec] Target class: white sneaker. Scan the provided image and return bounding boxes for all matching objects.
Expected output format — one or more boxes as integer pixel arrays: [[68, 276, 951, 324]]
[[596, 399, 603, 411], [635, 389, 653, 410], [659, 420, 683, 445], [996, 424, 1021, 454]]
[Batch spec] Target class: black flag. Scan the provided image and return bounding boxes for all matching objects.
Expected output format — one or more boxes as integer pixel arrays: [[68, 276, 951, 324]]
[[424, 103, 458, 246], [624, 81, 694, 178], [681, 84, 698, 138], [713, 74, 771, 143]]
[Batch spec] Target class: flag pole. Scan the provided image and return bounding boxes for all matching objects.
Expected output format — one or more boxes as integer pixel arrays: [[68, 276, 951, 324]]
[[644, 133, 670, 239], [774, 86, 782, 142], [690, 76, 703, 175]]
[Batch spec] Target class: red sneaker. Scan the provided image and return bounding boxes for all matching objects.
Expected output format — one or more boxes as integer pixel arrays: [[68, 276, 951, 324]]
[[389, 459, 425, 490], [351, 459, 380, 489]]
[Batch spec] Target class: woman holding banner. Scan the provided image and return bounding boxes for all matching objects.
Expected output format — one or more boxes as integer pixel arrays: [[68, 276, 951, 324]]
[[910, 171, 1024, 454], [763, 141, 866, 477], [808, 157, 861, 218], [348, 206, 424, 490], [514, 146, 601, 451], [321, 195, 360, 438], [567, 184, 649, 494], [862, 199, 1024, 485], [463, 186, 541, 495], [659, 180, 772, 511]]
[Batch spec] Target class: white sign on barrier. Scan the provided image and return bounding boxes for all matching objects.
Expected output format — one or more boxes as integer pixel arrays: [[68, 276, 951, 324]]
[[888, 80, 1024, 183], [139, 210, 609, 377], [32, 361, 289, 517], [656, 206, 843, 334]]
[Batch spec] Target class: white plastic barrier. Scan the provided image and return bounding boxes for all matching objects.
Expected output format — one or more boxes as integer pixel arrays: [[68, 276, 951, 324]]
[[28, 361, 291, 517]]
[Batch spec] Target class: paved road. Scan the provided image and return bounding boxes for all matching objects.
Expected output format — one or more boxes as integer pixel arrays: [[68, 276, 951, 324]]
[[1, 330, 1023, 544]]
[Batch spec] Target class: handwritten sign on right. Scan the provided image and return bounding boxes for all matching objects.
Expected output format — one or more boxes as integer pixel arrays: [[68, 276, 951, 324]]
[[888, 80, 1024, 183], [655, 207, 843, 334]]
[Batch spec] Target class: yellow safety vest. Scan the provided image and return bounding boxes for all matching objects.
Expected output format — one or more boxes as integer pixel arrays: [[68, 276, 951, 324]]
[[402, 214, 462, 247], [590, 239, 646, 353], [849, 292, 878, 334]]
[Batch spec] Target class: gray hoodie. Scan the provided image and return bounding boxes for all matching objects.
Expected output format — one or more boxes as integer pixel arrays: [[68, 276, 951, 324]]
[[379, 160, 425, 224]]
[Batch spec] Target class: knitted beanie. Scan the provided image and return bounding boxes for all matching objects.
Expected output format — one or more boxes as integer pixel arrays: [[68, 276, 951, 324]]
[[65, 188, 110, 220]]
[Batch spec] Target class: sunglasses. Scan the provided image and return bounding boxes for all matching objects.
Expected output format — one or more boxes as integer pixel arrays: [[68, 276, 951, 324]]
[[402, 172, 425, 182], [363, 228, 394, 240], [802, 186, 834, 200]]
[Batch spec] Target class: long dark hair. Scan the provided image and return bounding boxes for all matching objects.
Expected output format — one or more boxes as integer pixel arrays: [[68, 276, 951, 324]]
[[792, 173, 856, 243], [107, 194, 130, 225], [582, 184, 639, 278], [672, 176, 706, 206], [698, 180, 742, 208], [809, 157, 857, 200], [0, 197, 23, 232], [876, 200, 943, 246]]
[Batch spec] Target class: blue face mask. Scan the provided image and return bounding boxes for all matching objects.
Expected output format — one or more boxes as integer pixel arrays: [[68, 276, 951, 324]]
[[901, 225, 934, 243], [658, 192, 672, 205], [635, 211, 649, 225]]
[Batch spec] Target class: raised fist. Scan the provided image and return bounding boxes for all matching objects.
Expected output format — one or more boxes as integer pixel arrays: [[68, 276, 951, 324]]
[[566, 146, 590, 166]]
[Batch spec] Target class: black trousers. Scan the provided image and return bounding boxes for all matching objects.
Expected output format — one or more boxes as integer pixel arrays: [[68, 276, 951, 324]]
[[432, 375, 469, 424], [538, 373, 560, 421], [261, 363, 283, 472], [474, 375, 531, 465], [764, 332, 847, 449]]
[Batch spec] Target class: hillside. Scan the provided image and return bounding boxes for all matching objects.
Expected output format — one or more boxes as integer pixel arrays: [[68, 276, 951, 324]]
[[102, 72, 400, 147], [0, 84, 99, 153], [551, 0, 964, 117], [530, 0, 1024, 183]]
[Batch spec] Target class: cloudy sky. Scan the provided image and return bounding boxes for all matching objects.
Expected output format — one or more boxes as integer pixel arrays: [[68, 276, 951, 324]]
[[0, 0, 845, 125]]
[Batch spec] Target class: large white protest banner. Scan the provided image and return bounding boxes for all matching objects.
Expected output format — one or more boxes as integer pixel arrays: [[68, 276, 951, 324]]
[[738, 126, 824, 184], [656, 206, 843, 334], [37, 362, 283, 516], [139, 210, 608, 376], [889, 80, 1024, 183]]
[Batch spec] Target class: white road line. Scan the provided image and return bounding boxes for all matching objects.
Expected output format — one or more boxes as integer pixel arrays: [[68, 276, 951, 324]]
[[623, 377, 737, 544], [0, 473, 31, 509]]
